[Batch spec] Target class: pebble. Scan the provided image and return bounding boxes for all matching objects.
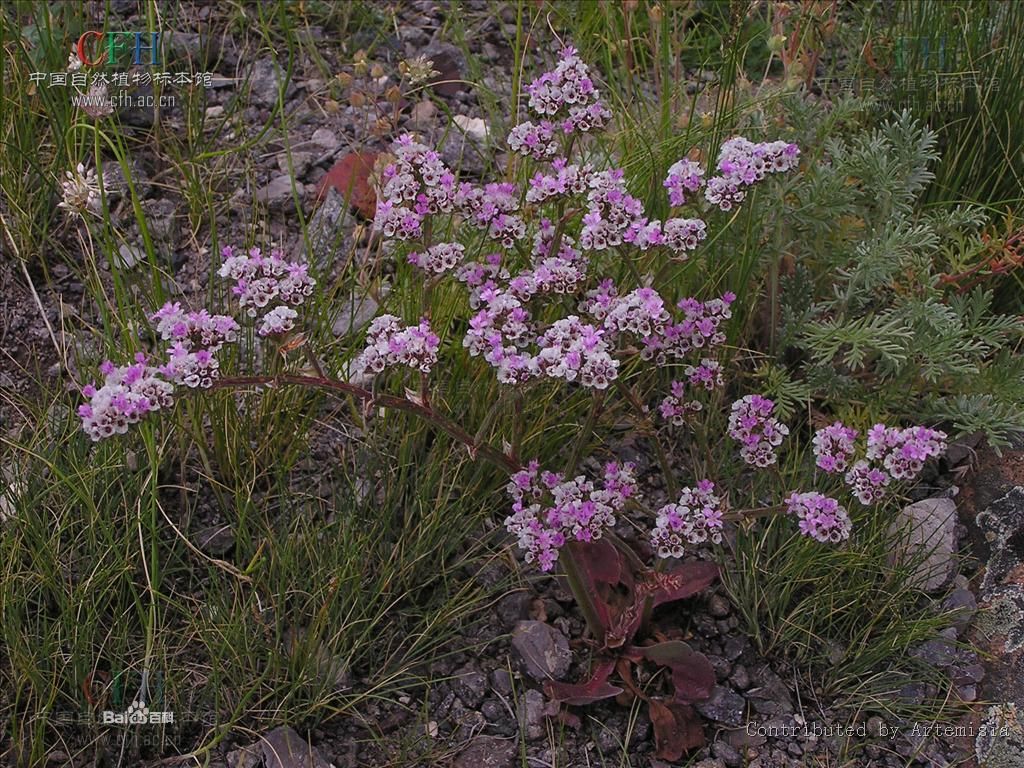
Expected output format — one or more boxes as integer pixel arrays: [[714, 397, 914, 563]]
[[707, 593, 731, 618], [510, 620, 571, 680]]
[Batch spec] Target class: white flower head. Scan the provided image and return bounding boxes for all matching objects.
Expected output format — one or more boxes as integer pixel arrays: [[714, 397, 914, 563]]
[[58, 163, 104, 217]]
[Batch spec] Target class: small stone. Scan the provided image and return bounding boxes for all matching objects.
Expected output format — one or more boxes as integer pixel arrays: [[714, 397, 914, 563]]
[[408, 100, 437, 130], [489, 668, 513, 696], [708, 654, 732, 681], [205, 105, 224, 119], [887, 497, 957, 592], [331, 294, 379, 337], [453, 114, 489, 141], [495, 592, 531, 629], [728, 664, 750, 690], [254, 175, 302, 207], [511, 621, 571, 681], [712, 740, 742, 767], [911, 636, 957, 667], [942, 588, 977, 636], [453, 736, 516, 768], [695, 685, 745, 726], [452, 666, 487, 709], [258, 726, 331, 768], [311, 127, 338, 149], [249, 58, 297, 107], [226, 744, 261, 768], [707, 593, 731, 618], [519, 688, 546, 740], [481, 699, 504, 722], [723, 635, 746, 661], [115, 243, 145, 269], [193, 524, 234, 556]]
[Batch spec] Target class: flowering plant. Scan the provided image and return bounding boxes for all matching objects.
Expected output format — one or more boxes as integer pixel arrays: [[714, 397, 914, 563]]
[[78, 46, 947, 757]]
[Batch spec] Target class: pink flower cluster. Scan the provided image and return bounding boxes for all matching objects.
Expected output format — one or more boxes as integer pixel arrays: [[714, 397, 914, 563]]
[[149, 302, 239, 387], [651, 480, 724, 558], [259, 306, 298, 337], [841, 424, 947, 505], [845, 461, 891, 505], [463, 288, 535, 384], [705, 137, 800, 211], [408, 242, 465, 274], [685, 359, 724, 390], [664, 158, 705, 206], [526, 159, 590, 203], [812, 421, 859, 473], [727, 395, 790, 467], [78, 354, 175, 441], [505, 460, 637, 571], [535, 316, 618, 389], [456, 253, 508, 307], [659, 381, 703, 426], [866, 424, 947, 481], [217, 246, 315, 318], [785, 491, 852, 543], [352, 315, 440, 376], [523, 46, 611, 133], [374, 135, 458, 240]]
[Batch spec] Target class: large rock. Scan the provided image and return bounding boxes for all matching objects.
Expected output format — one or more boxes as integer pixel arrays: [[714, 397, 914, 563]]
[[887, 497, 957, 592]]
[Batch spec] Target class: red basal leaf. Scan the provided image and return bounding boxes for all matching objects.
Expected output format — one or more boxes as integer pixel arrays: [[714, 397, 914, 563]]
[[649, 699, 706, 760], [567, 538, 622, 586], [543, 659, 622, 706], [565, 538, 625, 635], [316, 151, 379, 218], [639, 560, 718, 609], [630, 641, 715, 704]]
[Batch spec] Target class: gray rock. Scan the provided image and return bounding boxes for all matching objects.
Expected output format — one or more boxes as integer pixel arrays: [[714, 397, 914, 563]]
[[255, 176, 303, 207], [307, 188, 355, 271], [712, 739, 742, 767], [310, 127, 338, 150], [226, 744, 261, 768], [707, 593, 731, 618], [942, 589, 974, 638], [440, 128, 486, 177], [723, 635, 747, 661], [519, 688, 546, 740], [248, 58, 297, 107], [331, 294, 379, 337], [976, 487, 1024, 592], [142, 198, 178, 243], [496, 592, 531, 629], [480, 699, 505, 722], [489, 668, 513, 696], [115, 243, 146, 270], [695, 685, 745, 726], [888, 497, 958, 592], [708, 654, 732, 681], [257, 726, 331, 768], [510, 621, 571, 681], [728, 664, 751, 690], [193, 524, 234, 556], [453, 736, 516, 768], [747, 666, 793, 716], [452, 666, 488, 709]]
